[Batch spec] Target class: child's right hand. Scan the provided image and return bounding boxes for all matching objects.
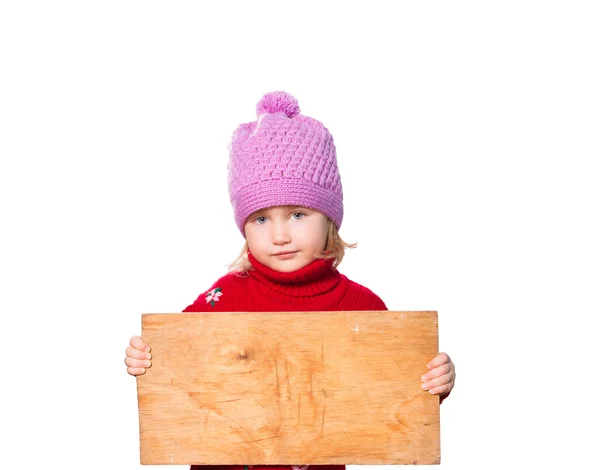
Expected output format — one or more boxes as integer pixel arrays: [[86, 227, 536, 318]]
[[125, 336, 152, 376]]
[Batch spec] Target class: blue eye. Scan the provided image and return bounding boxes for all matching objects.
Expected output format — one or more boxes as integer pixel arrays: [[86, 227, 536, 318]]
[[255, 216, 267, 224], [291, 212, 304, 220]]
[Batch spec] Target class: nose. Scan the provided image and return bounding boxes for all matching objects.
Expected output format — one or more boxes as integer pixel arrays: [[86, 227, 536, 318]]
[[271, 221, 291, 245]]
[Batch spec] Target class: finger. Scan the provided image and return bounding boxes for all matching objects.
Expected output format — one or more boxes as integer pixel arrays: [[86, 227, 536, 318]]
[[126, 346, 152, 361], [427, 383, 453, 396], [422, 362, 452, 382], [125, 356, 152, 369], [427, 352, 450, 370], [127, 366, 146, 376], [422, 371, 454, 391], [130, 336, 151, 353]]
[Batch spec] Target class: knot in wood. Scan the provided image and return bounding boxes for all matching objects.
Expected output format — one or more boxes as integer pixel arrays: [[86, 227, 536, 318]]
[[237, 348, 250, 360]]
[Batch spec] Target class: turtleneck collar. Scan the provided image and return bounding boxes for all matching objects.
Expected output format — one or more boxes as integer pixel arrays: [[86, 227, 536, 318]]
[[247, 251, 341, 297]]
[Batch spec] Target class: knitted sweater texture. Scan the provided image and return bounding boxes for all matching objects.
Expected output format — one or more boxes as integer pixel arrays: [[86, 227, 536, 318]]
[[183, 253, 387, 314], [184, 253, 387, 470]]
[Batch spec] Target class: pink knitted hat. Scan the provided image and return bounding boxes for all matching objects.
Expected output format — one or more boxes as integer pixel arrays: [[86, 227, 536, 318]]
[[228, 91, 343, 236]]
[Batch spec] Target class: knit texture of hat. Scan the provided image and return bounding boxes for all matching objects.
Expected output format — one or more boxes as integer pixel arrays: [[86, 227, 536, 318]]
[[228, 91, 343, 235]]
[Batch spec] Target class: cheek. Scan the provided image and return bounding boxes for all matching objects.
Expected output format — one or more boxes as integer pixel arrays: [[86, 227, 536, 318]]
[[246, 235, 261, 252], [244, 226, 260, 250], [308, 223, 328, 250]]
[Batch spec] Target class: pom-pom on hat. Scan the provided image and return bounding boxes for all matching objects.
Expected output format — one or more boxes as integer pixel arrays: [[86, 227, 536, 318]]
[[228, 91, 343, 236]]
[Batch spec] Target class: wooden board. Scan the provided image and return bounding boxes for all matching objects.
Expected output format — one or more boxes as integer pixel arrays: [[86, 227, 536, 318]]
[[137, 311, 440, 465]]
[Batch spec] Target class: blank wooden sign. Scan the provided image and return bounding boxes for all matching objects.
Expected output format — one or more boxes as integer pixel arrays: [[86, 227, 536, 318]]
[[137, 311, 440, 465]]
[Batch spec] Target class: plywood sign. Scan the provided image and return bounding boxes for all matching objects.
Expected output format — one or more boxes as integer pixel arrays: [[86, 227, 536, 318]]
[[137, 311, 440, 465]]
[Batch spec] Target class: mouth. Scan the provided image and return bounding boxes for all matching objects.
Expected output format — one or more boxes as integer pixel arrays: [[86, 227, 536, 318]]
[[273, 251, 298, 258]]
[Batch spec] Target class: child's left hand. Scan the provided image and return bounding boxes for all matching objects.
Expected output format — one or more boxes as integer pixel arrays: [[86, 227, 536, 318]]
[[421, 352, 455, 397]]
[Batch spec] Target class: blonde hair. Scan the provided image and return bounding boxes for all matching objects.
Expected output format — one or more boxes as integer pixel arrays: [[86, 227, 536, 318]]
[[229, 218, 356, 273]]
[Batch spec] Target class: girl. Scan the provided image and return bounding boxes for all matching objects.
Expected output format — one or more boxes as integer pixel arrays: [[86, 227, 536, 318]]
[[125, 91, 456, 470]]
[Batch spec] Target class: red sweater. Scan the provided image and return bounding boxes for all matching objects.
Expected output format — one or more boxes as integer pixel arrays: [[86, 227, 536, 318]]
[[183, 253, 387, 314], [183, 253, 387, 470]]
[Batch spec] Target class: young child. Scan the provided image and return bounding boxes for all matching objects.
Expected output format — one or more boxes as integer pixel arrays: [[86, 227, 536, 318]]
[[125, 91, 456, 470]]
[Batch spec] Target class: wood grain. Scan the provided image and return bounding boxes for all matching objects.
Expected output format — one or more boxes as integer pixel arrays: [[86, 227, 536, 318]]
[[137, 311, 440, 465]]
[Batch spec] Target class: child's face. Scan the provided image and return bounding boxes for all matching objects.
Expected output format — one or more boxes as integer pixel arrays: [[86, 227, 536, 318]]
[[244, 206, 329, 273]]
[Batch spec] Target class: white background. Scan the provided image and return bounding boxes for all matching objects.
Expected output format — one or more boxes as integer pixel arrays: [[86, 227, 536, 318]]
[[1, 1, 598, 469]]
